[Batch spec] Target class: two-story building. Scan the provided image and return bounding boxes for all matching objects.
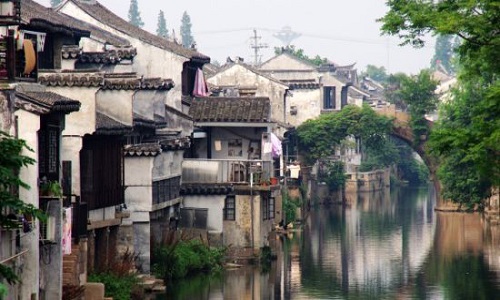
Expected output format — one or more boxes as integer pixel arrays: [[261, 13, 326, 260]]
[[182, 97, 282, 259]]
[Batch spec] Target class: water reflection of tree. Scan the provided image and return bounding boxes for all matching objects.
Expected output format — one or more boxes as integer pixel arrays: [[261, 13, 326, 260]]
[[412, 213, 500, 300], [297, 187, 435, 299]]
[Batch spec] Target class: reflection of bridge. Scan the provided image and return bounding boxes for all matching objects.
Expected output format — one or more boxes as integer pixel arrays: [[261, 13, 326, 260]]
[[374, 106, 446, 208]]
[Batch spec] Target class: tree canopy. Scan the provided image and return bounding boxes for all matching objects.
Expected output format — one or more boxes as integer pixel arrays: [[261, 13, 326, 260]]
[[380, 0, 500, 206], [156, 10, 168, 39], [398, 69, 438, 143], [180, 11, 195, 48], [128, 0, 144, 28], [362, 65, 389, 83], [297, 105, 395, 168], [430, 35, 459, 75], [274, 45, 328, 66]]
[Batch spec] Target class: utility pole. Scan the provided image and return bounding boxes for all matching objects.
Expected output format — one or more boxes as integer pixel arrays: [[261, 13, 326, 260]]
[[250, 29, 268, 66]]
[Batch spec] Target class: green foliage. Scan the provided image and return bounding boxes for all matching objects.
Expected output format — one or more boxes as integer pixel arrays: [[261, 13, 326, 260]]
[[156, 10, 168, 38], [50, 0, 62, 7], [398, 69, 438, 144], [88, 272, 141, 300], [180, 11, 195, 48], [430, 35, 459, 74], [319, 161, 346, 192], [39, 180, 62, 197], [260, 245, 273, 273], [380, 0, 500, 206], [297, 104, 394, 170], [152, 240, 225, 281], [429, 80, 499, 205], [0, 282, 6, 299], [127, 0, 144, 28], [282, 191, 301, 224], [0, 132, 46, 284], [362, 64, 388, 83], [274, 45, 328, 66], [394, 139, 429, 185], [384, 72, 409, 110]]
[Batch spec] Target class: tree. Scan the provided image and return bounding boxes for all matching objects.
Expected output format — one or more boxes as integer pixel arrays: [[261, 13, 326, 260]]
[[297, 104, 395, 170], [430, 35, 457, 74], [274, 45, 328, 66], [156, 10, 168, 39], [362, 64, 389, 83], [384, 72, 408, 111], [380, 0, 500, 206], [128, 0, 144, 28], [180, 11, 195, 48], [0, 132, 45, 285], [50, 0, 62, 7], [398, 69, 438, 143]]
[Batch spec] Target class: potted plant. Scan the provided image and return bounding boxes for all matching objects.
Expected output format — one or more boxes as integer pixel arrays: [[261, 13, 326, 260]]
[[40, 180, 63, 197]]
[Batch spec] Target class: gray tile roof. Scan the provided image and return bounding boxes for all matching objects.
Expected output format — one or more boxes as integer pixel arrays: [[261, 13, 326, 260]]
[[95, 112, 132, 135], [16, 91, 80, 113], [123, 143, 162, 157], [190, 97, 271, 123], [22, 0, 129, 46], [65, 0, 209, 61]]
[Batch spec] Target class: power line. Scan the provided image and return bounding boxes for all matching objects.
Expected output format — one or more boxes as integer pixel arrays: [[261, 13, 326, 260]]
[[250, 29, 268, 66]]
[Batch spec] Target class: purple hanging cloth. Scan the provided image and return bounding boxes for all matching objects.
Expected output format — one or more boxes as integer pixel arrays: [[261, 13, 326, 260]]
[[193, 68, 208, 97]]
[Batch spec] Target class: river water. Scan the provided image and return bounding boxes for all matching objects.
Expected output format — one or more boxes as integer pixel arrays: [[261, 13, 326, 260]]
[[161, 186, 500, 299]]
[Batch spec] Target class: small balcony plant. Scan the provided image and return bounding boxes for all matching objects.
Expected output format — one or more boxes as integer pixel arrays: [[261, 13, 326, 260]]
[[39, 179, 63, 197]]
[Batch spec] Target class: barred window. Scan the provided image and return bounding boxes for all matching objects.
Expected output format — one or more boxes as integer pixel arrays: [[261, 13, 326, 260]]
[[262, 194, 275, 220], [152, 176, 181, 205], [224, 196, 235, 221]]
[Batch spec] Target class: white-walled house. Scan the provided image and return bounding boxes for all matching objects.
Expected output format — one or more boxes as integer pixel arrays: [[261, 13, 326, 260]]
[[56, 0, 210, 114], [49, 0, 210, 273], [181, 97, 282, 258]]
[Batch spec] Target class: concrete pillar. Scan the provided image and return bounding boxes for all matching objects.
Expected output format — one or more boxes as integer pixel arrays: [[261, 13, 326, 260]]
[[61, 136, 83, 195], [39, 199, 63, 300], [15, 109, 41, 300]]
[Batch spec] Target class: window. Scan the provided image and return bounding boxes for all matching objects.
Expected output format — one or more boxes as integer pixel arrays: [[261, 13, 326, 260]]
[[38, 115, 61, 181], [179, 208, 208, 229], [152, 176, 181, 205], [224, 196, 235, 221], [80, 136, 124, 210], [323, 86, 336, 109], [262, 193, 275, 220]]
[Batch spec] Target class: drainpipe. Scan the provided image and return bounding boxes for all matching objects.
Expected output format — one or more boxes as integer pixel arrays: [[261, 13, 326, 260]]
[[250, 171, 254, 250]]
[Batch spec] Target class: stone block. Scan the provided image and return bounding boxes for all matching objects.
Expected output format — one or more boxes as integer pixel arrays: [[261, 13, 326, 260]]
[[84, 282, 105, 300]]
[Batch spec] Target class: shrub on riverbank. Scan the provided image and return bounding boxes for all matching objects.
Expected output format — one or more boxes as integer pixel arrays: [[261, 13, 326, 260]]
[[152, 240, 225, 281], [88, 272, 142, 300]]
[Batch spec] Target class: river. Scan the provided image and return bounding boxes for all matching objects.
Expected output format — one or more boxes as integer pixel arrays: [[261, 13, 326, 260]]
[[160, 186, 500, 299]]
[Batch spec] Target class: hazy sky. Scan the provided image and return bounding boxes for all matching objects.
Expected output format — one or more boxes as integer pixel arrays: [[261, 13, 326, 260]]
[[36, 0, 435, 74]]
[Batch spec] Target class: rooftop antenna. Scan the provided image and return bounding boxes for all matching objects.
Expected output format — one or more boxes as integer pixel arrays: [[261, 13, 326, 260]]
[[250, 29, 268, 66], [273, 26, 301, 46]]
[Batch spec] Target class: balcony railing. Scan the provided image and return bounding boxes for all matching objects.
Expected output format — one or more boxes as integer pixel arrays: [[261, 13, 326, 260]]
[[182, 159, 273, 185]]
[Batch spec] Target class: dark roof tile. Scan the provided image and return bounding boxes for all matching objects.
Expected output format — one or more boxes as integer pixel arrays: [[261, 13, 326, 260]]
[[123, 143, 162, 157], [16, 91, 80, 113], [65, 0, 209, 61], [95, 112, 132, 135], [22, 0, 129, 46], [190, 97, 271, 123]]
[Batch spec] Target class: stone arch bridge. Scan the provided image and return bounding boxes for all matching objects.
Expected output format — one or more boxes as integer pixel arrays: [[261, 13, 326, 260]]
[[374, 106, 449, 209]]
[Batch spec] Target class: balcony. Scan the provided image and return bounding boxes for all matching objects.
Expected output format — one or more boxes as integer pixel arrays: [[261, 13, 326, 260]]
[[182, 159, 275, 185]]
